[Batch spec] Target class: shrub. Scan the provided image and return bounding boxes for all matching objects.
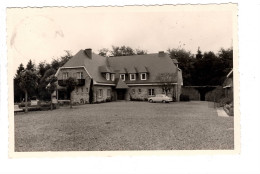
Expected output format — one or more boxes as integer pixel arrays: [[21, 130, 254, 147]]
[[219, 97, 232, 107], [130, 97, 146, 101], [180, 94, 190, 101], [19, 102, 31, 107]]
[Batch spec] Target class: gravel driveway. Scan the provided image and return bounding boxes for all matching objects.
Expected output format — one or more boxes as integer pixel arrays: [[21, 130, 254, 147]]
[[15, 101, 234, 151]]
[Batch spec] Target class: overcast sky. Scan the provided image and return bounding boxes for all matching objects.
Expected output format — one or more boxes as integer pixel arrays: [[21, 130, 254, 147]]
[[7, 5, 234, 76]]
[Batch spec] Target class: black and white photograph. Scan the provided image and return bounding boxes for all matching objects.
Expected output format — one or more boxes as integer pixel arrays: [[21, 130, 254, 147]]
[[7, 4, 238, 154]]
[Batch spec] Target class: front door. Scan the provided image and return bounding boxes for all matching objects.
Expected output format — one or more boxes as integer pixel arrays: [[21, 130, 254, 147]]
[[117, 89, 125, 100]]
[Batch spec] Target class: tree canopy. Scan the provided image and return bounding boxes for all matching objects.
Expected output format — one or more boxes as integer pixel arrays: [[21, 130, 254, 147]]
[[168, 47, 233, 86], [14, 51, 73, 103], [98, 45, 147, 57]]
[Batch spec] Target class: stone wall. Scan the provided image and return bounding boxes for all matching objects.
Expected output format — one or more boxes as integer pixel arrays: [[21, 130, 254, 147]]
[[93, 85, 114, 103], [57, 67, 92, 104], [126, 85, 177, 101]]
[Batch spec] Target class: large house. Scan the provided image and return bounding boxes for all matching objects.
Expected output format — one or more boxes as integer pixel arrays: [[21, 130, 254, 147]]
[[54, 49, 183, 103]]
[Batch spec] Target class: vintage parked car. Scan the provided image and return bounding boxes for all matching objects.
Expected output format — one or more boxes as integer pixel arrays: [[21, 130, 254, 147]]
[[148, 94, 172, 103]]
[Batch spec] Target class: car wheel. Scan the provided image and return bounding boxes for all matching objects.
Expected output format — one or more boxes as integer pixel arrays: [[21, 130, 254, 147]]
[[162, 100, 166, 103], [149, 99, 153, 103]]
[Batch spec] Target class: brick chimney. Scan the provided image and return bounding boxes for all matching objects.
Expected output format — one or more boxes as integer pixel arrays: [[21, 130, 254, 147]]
[[84, 48, 92, 59], [158, 51, 165, 57]]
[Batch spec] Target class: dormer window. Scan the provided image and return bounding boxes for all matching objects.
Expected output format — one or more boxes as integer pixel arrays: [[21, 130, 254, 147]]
[[130, 74, 136, 81], [140, 73, 147, 80], [106, 73, 110, 80], [120, 74, 125, 81], [111, 74, 115, 81]]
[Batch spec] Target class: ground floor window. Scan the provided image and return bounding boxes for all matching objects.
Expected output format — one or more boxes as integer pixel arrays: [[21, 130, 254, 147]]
[[86, 88, 89, 93], [98, 89, 103, 98], [148, 88, 155, 96], [138, 89, 141, 93], [132, 89, 135, 94], [107, 89, 111, 97]]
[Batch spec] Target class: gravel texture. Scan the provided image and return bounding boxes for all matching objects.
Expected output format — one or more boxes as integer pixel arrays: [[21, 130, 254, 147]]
[[15, 101, 234, 151]]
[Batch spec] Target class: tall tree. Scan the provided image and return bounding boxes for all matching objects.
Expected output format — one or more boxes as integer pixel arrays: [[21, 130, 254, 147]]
[[135, 49, 147, 55], [156, 73, 176, 98], [65, 77, 77, 108], [195, 47, 203, 60], [14, 64, 25, 102], [167, 48, 194, 85], [99, 46, 147, 57], [51, 59, 60, 70], [16, 63, 25, 75], [192, 51, 220, 85], [38, 68, 56, 101], [26, 59, 36, 71], [46, 74, 57, 110], [110, 45, 135, 56], [217, 48, 233, 75], [38, 61, 51, 78], [98, 48, 109, 57], [89, 79, 94, 103], [16, 70, 38, 113], [59, 50, 73, 67]]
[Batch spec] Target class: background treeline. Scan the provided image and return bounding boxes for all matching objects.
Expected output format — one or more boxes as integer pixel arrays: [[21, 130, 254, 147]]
[[167, 47, 233, 86], [13, 45, 232, 103], [14, 51, 73, 103]]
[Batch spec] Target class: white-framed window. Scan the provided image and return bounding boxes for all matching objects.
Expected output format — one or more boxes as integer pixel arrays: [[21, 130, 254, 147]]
[[111, 74, 115, 81], [98, 89, 103, 98], [77, 72, 83, 79], [62, 72, 68, 80], [107, 89, 111, 97], [106, 73, 110, 80], [130, 74, 136, 81], [148, 88, 155, 96], [140, 73, 147, 80], [120, 74, 125, 81]]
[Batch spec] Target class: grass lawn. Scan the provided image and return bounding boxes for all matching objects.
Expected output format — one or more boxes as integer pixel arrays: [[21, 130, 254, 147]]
[[15, 101, 234, 151]]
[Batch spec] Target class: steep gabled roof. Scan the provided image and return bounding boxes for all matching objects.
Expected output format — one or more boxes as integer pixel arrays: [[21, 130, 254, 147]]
[[99, 65, 112, 73], [61, 50, 179, 84], [62, 50, 114, 84], [108, 53, 178, 83], [115, 78, 129, 89]]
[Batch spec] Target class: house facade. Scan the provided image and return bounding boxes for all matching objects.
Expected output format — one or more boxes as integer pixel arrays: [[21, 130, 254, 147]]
[[54, 48, 183, 104]]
